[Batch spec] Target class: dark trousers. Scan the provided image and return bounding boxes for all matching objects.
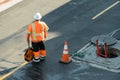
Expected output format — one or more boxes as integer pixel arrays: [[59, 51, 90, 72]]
[[32, 41, 45, 52]]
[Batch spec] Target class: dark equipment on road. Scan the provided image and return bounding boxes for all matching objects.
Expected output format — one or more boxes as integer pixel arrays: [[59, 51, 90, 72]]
[[24, 48, 34, 62]]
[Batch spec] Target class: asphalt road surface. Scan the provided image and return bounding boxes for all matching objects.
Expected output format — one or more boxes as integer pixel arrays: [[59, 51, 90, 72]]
[[0, 0, 120, 80]]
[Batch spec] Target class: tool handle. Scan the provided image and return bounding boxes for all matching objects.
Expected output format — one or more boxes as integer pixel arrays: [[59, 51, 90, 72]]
[[27, 40, 30, 48]]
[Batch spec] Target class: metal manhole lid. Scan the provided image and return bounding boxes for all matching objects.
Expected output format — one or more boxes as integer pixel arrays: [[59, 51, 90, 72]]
[[91, 35, 117, 46]]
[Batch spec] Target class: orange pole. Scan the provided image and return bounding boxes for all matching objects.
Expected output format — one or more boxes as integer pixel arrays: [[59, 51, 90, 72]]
[[96, 40, 101, 56], [104, 43, 108, 58]]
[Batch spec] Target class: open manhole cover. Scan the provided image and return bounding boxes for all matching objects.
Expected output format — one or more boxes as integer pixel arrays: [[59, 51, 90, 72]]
[[99, 47, 120, 58], [72, 34, 120, 72]]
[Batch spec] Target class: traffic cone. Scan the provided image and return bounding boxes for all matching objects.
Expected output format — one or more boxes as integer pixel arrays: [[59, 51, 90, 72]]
[[59, 41, 72, 64]]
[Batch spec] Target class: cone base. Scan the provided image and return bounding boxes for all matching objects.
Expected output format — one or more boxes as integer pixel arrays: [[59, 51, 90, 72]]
[[59, 60, 72, 64]]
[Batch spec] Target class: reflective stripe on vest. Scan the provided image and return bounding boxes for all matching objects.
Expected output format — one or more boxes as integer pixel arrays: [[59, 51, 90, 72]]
[[31, 22, 44, 41]]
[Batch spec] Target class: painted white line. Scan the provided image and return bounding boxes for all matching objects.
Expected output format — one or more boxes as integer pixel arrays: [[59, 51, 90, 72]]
[[0, 62, 28, 80], [0, 0, 23, 12], [77, 43, 91, 53], [92, 1, 120, 20]]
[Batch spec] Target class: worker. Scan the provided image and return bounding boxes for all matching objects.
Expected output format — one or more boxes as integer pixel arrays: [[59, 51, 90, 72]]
[[26, 12, 49, 62]]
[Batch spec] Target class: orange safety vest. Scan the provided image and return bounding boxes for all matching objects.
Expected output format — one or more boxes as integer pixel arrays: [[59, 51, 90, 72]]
[[27, 21, 48, 42]]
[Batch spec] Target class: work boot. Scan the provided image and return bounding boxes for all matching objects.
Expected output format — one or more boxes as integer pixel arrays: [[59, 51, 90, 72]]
[[40, 56, 46, 62], [33, 58, 40, 62]]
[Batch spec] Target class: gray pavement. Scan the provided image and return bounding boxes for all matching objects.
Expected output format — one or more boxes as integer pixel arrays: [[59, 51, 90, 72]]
[[0, 0, 70, 76], [0, 0, 120, 80]]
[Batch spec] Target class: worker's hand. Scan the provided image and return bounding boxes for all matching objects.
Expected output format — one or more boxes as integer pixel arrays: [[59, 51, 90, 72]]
[[44, 35, 46, 39], [43, 40, 45, 43]]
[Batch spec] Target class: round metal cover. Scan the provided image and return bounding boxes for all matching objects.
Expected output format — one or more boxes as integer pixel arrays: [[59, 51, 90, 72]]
[[91, 35, 117, 46]]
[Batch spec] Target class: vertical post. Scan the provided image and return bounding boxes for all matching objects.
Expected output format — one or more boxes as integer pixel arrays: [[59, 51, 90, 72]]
[[104, 43, 108, 58], [96, 40, 101, 56]]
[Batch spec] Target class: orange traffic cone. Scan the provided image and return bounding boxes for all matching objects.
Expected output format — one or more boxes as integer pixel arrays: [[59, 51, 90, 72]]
[[59, 41, 72, 64]]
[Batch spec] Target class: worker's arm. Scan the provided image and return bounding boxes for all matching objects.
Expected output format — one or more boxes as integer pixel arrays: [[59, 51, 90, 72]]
[[26, 34, 30, 48], [43, 22, 49, 38], [26, 24, 32, 48]]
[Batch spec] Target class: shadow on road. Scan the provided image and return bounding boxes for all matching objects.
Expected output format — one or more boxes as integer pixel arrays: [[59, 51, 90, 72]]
[[1, 0, 120, 80]]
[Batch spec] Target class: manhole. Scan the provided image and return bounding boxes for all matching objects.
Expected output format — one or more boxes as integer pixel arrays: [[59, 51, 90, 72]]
[[99, 47, 120, 58]]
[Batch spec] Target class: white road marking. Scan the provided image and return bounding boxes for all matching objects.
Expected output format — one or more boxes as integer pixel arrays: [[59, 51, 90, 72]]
[[92, 1, 120, 20], [0, 0, 23, 12]]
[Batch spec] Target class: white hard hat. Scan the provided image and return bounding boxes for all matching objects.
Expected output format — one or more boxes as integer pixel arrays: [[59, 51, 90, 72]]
[[33, 12, 42, 20]]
